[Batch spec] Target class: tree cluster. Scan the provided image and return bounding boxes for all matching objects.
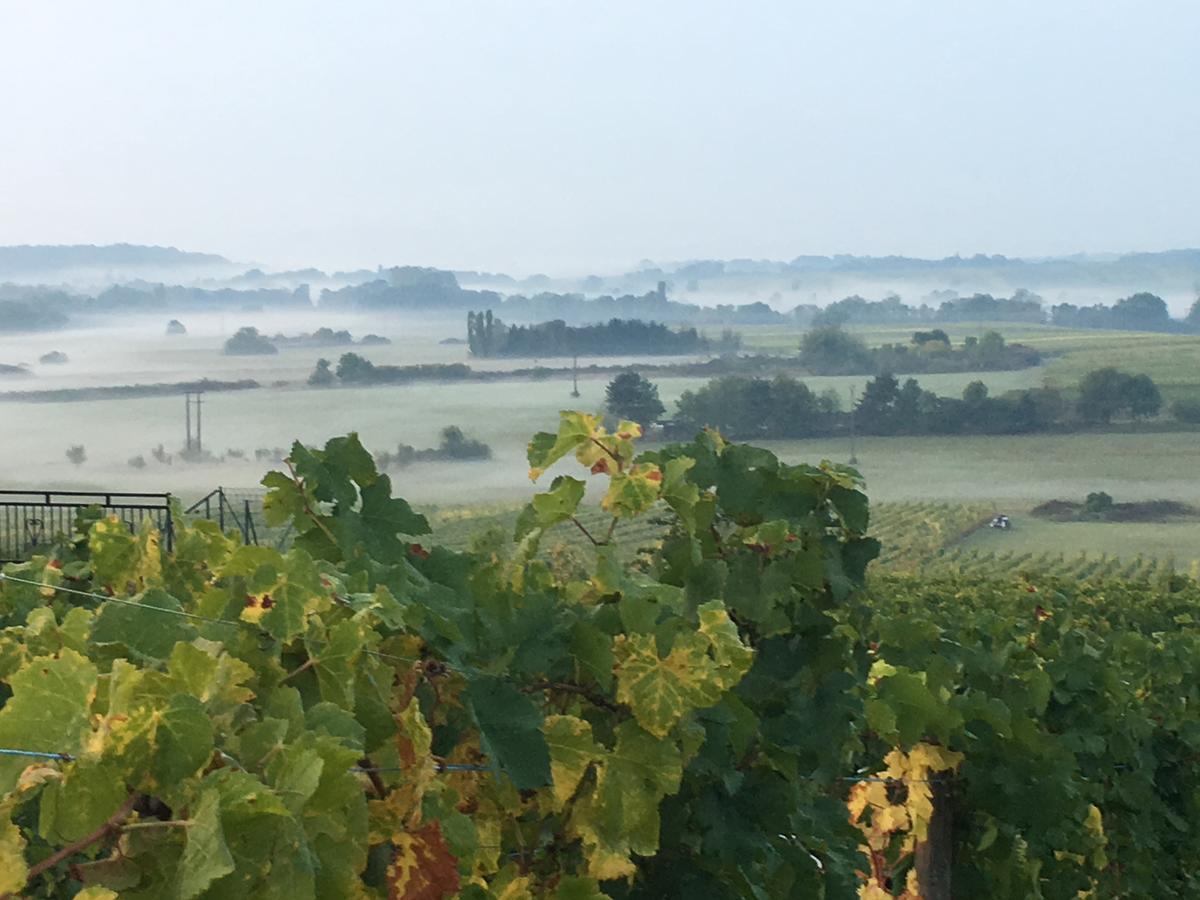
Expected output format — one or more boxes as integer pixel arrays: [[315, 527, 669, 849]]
[[667, 367, 1166, 438], [798, 326, 1040, 375], [373, 425, 492, 469], [466, 312, 739, 358], [1051, 292, 1177, 332], [1076, 367, 1162, 423], [222, 326, 278, 356]]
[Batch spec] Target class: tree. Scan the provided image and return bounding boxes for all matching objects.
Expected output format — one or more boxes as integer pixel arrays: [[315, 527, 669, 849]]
[[65, 444, 86, 466], [799, 326, 874, 374], [1113, 292, 1171, 330], [1077, 368, 1130, 424], [1171, 398, 1200, 423], [223, 326, 277, 355], [913, 329, 950, 347], [1076, 368, 1162, 423], [1124, 373, 1162, 419], [308, 358, 335, 386], [962, 381, 989, 405], [1188, 296, 1200, 328], [335, 352, 376, 382], [606, 371, 666, 425]]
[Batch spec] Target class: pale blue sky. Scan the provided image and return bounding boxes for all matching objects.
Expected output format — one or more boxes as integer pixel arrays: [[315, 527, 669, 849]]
[[1, 1, 1197, 274]]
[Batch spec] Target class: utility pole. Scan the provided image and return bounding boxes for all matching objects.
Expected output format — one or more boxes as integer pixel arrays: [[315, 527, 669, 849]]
[[184, 392, 205, 455], [847, 385, 859, 465], [571, 355, 580, 398]]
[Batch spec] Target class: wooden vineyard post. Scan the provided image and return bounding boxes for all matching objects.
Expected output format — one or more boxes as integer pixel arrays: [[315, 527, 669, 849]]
[[915, 772, 953, 900]]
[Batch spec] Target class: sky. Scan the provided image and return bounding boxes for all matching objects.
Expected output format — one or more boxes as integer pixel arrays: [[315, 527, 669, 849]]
[[1, 1, 1197, 276]]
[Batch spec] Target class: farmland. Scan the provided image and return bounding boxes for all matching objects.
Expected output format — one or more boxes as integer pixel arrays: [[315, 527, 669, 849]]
[[2, 314, 1198, 566]]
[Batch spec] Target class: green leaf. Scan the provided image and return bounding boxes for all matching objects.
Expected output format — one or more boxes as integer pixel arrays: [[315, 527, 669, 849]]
[[91, 588, 196, 661], [516, 475, 586, 540], [153, 693, 215, 787], [0, 649, 97, 792], [178, 787, 235, 899], [466, 676, 551, 790]]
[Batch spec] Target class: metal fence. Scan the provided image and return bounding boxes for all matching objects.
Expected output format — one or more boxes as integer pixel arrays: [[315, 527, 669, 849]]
[[184, 487, 292, 551], [0, 490, 173, 563]]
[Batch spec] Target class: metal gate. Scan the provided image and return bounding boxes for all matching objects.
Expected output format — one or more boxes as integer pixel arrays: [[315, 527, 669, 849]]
[[0, 490, 173, 563]]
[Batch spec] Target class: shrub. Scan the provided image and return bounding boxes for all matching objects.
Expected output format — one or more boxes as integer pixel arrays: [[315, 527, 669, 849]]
[[223, 326, 277, 355], [1171, 398, 1200, 424]]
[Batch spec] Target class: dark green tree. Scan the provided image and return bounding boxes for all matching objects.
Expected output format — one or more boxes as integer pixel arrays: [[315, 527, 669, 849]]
[[223, 326, 277, 355], [799, 326, 875, 374], [1124, 373, 1162, 419], [605, 371, 666, 425], [308, 358, 335, 386]]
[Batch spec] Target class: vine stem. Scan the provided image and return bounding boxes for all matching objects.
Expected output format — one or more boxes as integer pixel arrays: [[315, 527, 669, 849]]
[[285, 460, 340, 549], [568, 516, 601, 546], [12, 792, 138, 893], [278, 656, 316, 685], [521, 680, 621, 713], [122, 819, 192, 830], [589, 437, 624, 471]]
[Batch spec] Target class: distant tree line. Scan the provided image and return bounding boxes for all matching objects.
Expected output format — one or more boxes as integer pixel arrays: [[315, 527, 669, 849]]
[[309, 353, 473, 385], [645, 366, 1174, 439], [373, 425, 492, 469], [809, 290, 1048, 327], [224, 326, 390, 355], [798, 326, 1041, 375], [1050, 292, 1198, 332], [466, 313, 740, 358]]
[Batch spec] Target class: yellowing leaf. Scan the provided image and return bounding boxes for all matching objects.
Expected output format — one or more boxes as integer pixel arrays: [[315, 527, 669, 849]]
[[388, 822, 460, 900], [613, 632, 723, 738], [601, 464, 662, 518], [0, 812, 28, 894], [697, 601, 754, 689], [543, 715, 601, 811]]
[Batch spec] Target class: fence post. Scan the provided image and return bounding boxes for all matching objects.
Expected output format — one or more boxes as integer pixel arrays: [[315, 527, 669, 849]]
[[165, 494, 175, 553], [915, 772, 953, 900]]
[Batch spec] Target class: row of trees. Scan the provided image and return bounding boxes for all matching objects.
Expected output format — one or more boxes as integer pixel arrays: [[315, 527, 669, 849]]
[[466, 312, 740, 358], [373, 425, 492, 469], [798, 326, 1041, 375], [1051, 292, 1200, 332], [606, 367, 1170, 438]]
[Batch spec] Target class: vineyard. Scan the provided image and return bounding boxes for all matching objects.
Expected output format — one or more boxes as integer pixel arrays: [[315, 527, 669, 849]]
[[0, 416, 1197, 898], [429, 498, 1194, 584]]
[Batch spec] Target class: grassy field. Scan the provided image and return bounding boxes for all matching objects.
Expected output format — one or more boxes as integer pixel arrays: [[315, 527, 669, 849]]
[[739, 321, 1200, 404]]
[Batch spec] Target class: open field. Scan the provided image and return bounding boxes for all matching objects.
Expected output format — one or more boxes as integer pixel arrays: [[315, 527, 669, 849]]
[[740, 321, 1200, 403]]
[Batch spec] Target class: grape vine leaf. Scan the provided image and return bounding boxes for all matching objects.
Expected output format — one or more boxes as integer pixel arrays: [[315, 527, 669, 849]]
[[178, 787, 235, 900], [0, 649, 97, 793], [387, 822, 460, 900], [601, 464, 662, 518], [465, 676, 551, 790], [0, 810, 27, 894], [515, 475, 586, 540], [544, 715, 602, 811], [612, 608, 752, 738]]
